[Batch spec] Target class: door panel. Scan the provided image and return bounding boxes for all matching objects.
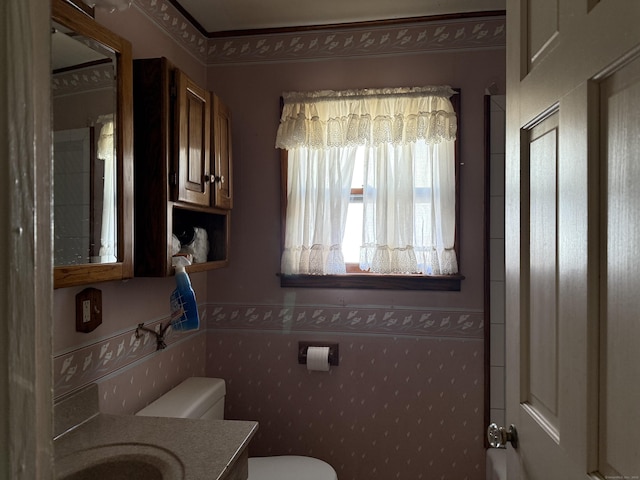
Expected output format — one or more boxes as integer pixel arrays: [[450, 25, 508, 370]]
[[527, 0, 559, 68], [599, 54, 640, 478], [525, 112, 559, 432]]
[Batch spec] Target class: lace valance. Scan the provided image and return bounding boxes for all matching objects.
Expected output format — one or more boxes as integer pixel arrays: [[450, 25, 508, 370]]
[[275, 86, 458, 150]]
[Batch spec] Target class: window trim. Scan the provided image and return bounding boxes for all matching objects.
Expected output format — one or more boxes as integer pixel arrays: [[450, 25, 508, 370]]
[[279, 273, 464, 290], [278, 89, 462, 291]]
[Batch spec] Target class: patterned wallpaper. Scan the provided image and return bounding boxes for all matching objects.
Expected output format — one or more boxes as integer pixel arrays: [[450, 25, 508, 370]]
[[99, 333, 206, 415], [205, 304, 484, 480], [53, 302, 485, 478], [53, 304, 482, 400], [133, 0, 505, 65], [53, 307, 207, 401], [207, 318, 484, 480]]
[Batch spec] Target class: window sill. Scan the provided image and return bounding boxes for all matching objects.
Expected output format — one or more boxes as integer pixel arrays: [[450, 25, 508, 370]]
[[279, 273, 464, 291]]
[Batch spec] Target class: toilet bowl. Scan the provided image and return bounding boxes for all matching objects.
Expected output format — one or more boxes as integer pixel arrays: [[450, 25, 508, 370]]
[[249, 455, 337, 480], [136, 377, 337, 480]]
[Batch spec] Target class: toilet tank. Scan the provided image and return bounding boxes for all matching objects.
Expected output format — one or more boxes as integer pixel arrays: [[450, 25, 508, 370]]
[[136, 377, 226, 420]]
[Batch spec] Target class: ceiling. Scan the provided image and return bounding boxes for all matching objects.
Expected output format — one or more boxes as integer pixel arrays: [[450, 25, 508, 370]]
[[170, 0, 506, 35]]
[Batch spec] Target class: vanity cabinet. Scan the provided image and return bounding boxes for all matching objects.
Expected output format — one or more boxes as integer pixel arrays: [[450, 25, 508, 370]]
[[133, 57, 232, 276]]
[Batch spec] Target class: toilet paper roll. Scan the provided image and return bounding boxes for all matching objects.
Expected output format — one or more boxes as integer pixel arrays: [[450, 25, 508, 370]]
[[306, 346, 331, 372]]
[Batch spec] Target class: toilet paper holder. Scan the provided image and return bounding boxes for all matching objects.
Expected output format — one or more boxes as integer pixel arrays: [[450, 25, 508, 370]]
[[298, 342, 339, 366]]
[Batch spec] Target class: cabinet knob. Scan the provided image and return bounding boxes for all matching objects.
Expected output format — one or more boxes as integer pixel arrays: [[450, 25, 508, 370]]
[[205, 174, 225, 184]]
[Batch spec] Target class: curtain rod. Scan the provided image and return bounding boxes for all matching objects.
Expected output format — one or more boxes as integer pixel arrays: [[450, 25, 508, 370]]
[[282, 86, 457, 104]]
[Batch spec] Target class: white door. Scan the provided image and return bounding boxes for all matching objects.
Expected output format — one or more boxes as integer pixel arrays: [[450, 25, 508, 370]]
[[505, 1, 640, 479]]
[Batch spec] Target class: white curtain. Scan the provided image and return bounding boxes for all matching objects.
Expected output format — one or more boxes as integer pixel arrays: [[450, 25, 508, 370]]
[[95, 114, 117, 263], [360, 139, 458, 274], [276, 87, 458, 275], [282, 146, 357, 274]]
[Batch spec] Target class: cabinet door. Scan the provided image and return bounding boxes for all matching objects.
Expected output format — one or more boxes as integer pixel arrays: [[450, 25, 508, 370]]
[[212, 94, 233, 209], [175, 70, 211, 207]]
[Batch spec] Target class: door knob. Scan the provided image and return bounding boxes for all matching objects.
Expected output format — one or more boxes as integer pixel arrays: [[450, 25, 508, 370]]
[[487, 423, 518, 449]]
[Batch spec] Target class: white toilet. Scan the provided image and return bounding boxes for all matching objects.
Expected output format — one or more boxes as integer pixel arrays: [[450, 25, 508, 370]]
[[136, 377, 338, 480]]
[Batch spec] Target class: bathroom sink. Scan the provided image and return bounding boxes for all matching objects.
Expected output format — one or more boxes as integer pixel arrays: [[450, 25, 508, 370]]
[[55, 443, 184, 480], [61, 458, 164, 480]]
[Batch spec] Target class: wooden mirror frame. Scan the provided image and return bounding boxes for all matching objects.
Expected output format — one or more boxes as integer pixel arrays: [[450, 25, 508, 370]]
[[62, 0, 95, 18], [53, 0, 134, 288]]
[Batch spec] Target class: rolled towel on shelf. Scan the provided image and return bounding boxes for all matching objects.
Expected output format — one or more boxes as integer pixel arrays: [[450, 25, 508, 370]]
[[175, 226, 209, 263]]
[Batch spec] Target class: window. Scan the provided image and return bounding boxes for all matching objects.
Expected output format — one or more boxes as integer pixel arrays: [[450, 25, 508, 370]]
[[277, 87, 462, 290]]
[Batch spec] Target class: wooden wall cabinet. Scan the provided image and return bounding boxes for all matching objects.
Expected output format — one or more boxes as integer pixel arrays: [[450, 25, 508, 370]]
[[175, 70, 211, 207], [133, 57, 232, 276], [212, 94, 233, 210]]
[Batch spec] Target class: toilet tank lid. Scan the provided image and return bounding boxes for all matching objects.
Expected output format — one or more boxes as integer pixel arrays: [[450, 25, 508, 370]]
[[136, 377, 225, 419]]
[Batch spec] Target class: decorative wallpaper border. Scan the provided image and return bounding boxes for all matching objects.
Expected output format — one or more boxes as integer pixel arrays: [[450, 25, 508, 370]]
[[206, 304, 483, 339], [52, 64, 115, 97], [53, 306, 207, 398], [54, 303, 482, 399], [133, 0, 505, 65], [206, 18, 506, 65], [134, 0, 209, 62]]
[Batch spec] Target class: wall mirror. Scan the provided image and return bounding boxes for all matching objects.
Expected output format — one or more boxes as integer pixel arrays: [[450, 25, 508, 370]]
[[52, 0, 133, 288]]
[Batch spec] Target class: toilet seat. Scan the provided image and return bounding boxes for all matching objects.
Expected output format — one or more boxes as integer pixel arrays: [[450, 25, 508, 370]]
[[249, 455, 338, 480]]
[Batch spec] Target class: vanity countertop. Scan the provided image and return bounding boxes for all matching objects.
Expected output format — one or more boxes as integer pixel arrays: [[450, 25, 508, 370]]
[[54, 384, 257, 480]]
